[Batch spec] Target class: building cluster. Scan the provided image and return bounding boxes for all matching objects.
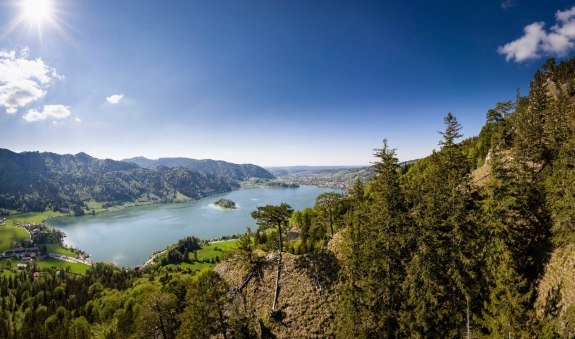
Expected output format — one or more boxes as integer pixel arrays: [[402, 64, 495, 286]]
[[15, 221, 45, 239], [3, 246, 41, 262]]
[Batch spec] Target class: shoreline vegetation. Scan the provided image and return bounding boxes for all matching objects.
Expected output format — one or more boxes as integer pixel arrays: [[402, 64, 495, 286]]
[[1, 207, 244, 275], [2, 183, 320, 274], [1, 184, 338, 278], [240, 177, 300, 189], [214, 198, 238, 209]]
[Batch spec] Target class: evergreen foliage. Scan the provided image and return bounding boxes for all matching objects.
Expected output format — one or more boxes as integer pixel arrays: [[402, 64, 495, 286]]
[[4, 56, 575, 337]]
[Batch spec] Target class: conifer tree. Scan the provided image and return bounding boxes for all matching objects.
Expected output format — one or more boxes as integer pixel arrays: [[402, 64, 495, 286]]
[[251, 203, 294, 315], [336, 179, 368, 337], [401, 113, 479, 336], [364, 140, 410, 336], [513, 69, 549, 166]]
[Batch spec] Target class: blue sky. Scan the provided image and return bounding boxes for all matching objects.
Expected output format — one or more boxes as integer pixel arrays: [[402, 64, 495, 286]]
[[1, 0, 574, 166]]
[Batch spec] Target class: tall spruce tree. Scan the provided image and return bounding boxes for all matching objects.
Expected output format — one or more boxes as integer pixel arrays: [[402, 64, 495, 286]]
[[336, 179, 368, 337], [400, 113, 479, 337]]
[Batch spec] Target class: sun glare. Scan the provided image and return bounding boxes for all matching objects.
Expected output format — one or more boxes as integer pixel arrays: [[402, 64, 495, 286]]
[[4, 0, 69, 41], [21, 0, 53, 24]]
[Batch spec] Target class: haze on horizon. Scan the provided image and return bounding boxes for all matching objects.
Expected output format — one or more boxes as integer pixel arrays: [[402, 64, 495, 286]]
[[1, 0, 575, 167]]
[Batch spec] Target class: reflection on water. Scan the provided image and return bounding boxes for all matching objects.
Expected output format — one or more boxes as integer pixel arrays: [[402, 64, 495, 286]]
[[46, 186, 343, 267]]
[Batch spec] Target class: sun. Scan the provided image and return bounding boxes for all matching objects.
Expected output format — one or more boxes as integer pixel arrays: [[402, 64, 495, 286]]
[[4, 0, 68, 40], [20, 0, 54, 24]]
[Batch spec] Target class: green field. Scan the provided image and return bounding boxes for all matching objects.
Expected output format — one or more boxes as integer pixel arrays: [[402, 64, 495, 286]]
[[84, 200, 107, 214], [195, 239, 239, 261], [6, 210, 64, 225], [174, 191, 190, 202], [190, 239, 238, 262], [0, 225, 29, 252], [46, 243, 77, 257], [37, 258, 89, 275], [0, 260, 29, 277], [158, 239, 239, 273], [0, 269, 15, 278]]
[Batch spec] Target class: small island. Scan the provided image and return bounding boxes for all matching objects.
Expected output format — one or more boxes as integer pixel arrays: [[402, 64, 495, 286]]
[[214, 198, 238, 209]]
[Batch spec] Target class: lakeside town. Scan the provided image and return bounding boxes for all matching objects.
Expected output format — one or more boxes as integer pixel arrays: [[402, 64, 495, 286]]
[[0, 218, 91, 273]]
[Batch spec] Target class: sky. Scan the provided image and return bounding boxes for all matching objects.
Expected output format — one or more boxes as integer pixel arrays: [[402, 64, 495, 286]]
[[1, 0, 575, 166]]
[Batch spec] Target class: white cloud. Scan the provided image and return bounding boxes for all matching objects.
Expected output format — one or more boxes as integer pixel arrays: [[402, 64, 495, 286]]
[[23, 104, 71, 122], [499, 6, 575, 62], [74, 116, 82, 122], [499, 22, 546, 62], [501, 0, 516, 10], [556, 7, 575, 23], [106, 94, 124, 104], [0, 49, 62, 114]]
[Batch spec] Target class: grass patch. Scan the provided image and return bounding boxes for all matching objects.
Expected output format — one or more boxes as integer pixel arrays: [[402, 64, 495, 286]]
[[6, 210, 64, 225], [46, 243, 77, 257], [172, 261, 215, 273], [0, 269, 15, 278], [84, 200, 107, 214], [158, 239, 239, 273], [0, 225, 29, 252], [37, 258, 89, 275], [182, 239, 238, 266], [195, 239, 239, 261], [174, 191, 190, 202]]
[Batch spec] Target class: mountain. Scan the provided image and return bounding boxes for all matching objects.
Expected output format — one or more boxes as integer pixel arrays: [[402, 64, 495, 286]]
[[0, 149, 238, 212], [123, 157, 275, 181]]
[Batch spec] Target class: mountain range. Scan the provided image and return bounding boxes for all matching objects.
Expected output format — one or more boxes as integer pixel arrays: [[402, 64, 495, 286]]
[[0, 149, 249, 213], [123, 156, 275, 181]]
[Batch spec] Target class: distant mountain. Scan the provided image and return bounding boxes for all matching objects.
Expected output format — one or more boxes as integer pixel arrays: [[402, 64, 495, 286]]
[[0, 149, 238, 213], [123, 157, 275, 181]]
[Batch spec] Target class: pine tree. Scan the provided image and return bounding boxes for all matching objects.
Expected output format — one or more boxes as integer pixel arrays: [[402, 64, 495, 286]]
[[439, 112, 463, 148], [513, 69, 549, 166], [546, 137, 575, 245], [481, 239, 533, 337], [336, 179, 368, 337], [251, 203, 294, 316], [400, 113, 479, 336], [357, 140, 411, 336]]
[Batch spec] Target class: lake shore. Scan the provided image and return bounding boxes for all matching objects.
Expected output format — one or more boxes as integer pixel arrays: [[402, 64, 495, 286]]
[[45, 186, 343, 267]]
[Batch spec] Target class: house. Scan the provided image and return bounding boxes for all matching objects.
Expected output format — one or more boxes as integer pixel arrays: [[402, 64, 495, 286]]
[[16, 263, 27, 270]]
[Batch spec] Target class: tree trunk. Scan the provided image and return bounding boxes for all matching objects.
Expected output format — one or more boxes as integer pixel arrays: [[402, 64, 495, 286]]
[[218, 308, 228, 339], [272, 223, 282, 311], [466, 296, 471, 339], [329, 218, 334, 237], [158, 315, 167, 339]]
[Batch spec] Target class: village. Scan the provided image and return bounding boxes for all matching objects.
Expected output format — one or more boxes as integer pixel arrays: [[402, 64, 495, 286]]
[[0, 220, 91, 272]]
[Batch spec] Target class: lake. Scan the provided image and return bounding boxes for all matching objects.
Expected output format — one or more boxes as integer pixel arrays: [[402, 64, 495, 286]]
[[46, 186, 343, 267]]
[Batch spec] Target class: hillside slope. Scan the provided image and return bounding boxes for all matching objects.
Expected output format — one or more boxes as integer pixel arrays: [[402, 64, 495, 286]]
[[0, 149, 238, 212], [123, 157, 275, 181], [216, 251, 339, 337]]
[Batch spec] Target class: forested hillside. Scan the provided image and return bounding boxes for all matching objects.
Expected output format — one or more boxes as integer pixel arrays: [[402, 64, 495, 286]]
[[0, 150, 238, 213], [333, 57, 575, 337], [3, 57, 575, 337], [123, 157, 275, 181]]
